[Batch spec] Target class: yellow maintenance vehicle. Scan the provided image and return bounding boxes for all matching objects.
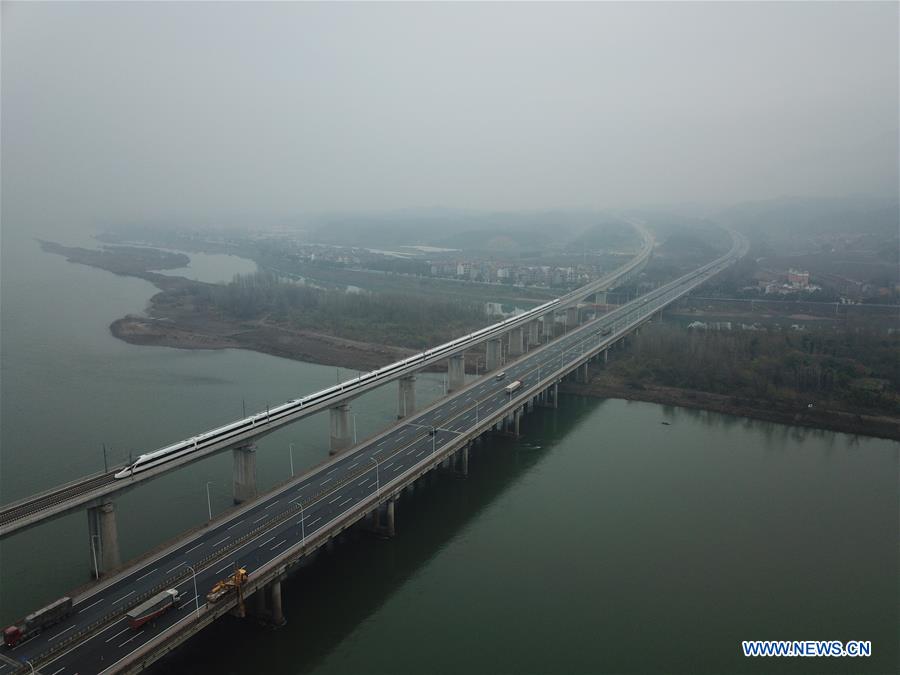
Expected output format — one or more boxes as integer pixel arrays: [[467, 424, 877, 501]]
[[206, 566, 249, 616]]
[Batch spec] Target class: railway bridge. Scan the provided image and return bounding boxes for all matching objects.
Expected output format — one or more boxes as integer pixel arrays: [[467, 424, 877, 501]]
[[1, 225, 748, 674]]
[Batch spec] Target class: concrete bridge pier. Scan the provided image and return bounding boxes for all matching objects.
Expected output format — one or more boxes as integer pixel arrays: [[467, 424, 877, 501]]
[[566, 306, 579, 331], [87, 500, 121, 578], [398, 375, 416, 419], [486, 338, 502, 371], [539, 317, 550, 343], [528, 320, 540, 349], [458, 444, 469, 476], [576, 362, 590, 383], [447, 354, 466, 393], [597, 291, 607, 305], [233, 443, 258, 505], [270, 578, 286, 626], [329, 404, 353, 455], [508, 327, 524, 358], [371, 499, 396, 537], [513, 408, 522, 436]]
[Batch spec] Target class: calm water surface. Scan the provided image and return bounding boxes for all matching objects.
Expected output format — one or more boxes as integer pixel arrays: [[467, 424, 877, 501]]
[[1, 227, 897, 674]]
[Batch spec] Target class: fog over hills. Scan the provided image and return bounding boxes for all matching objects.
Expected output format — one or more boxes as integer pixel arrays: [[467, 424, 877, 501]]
[[3, 1, 897, 237]]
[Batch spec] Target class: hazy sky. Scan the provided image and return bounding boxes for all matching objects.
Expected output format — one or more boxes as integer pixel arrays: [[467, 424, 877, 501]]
[[2, 1, 898, 229]]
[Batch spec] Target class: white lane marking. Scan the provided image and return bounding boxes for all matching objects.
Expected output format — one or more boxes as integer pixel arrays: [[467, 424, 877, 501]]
[[264, 501, 279, 510], [226, 520, 243, 530], [259, 536, 275, 547], [416, 450, 426, 457], [328, 494, 343, 504], [166, 562, 184, 574], [135, 567, 158, 581], [212, 537, 229, 547], [78, 597, 105, 614], [347, 462, 358, 469], [270, 539, 287, 550], [357, 478, 370, 487], [49, 667, 66, 675], [106, 626, 131, 643], [367, 481, 377, 489], [178, 595, 197, 609], [184, 542, 203, 555], [377, 440, 386, 447], [320, 476, 335, 485], [391, 464, 403, 472], [118, 630, 144, 648], [215, 562, 233, 574], [308, 517, 322, 527], [252, 515, 268, 524], [49, 625, 75, 640], [383, 462, 394, 469], [98, 609, 197, 674], [326, 466, 340, 475], [340, 497, 353, 507], [113, 590, 135, 604]]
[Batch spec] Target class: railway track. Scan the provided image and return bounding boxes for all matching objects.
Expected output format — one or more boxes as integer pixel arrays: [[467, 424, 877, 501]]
[[0, 471, 119, 528]]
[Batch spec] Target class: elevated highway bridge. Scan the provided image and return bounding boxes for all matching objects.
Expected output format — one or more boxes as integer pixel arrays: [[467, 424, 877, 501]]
[[0, 222, 653, 545], [2, 224, 748, 674]]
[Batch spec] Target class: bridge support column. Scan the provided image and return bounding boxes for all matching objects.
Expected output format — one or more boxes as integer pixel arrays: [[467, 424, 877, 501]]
[[513, 408, 522, 436], [577, 362, 589, 383], [486, 338, 502, 371], [566, 306, 579, 331], [329, 404, 353, 455], [527, 320, 540, 349], [87, 500, 121, 578], [447, 354, 466, 393], [604, 349, 608, 363], [270, 579, 286, 626], [597, 291, 607, 305], [459, 444, 469, 476], [371, 499, 396, 537], [508, 327, 524, 358], [233, 443, 258, 504], [552, 382, 559, 408], [398, 375, 416, 419], [553, 314, 566, 337]]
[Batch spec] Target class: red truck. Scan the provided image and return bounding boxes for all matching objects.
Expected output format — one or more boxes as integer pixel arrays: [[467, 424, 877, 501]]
[[4, 597, 74, 648]]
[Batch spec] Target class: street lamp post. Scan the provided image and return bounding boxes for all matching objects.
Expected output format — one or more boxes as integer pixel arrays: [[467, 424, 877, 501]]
[[185, 565, 200, 619], [299, 502, 306, 546], [205, 482, 212, 521], [90, 534, 101, 579], [371, 457, 380, 497]]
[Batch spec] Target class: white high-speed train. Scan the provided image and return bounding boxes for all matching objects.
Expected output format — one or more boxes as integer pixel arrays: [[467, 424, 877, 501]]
[[114, 297, 563, 479]]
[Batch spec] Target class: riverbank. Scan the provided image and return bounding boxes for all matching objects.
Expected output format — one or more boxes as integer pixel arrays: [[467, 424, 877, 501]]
[[110, 312, 421, 371], [41, 240, 479, 373], [560, 371, 900, 441]]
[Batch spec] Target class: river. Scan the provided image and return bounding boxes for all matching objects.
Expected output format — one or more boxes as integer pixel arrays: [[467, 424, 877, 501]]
[[1, 227, 897, 673]]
